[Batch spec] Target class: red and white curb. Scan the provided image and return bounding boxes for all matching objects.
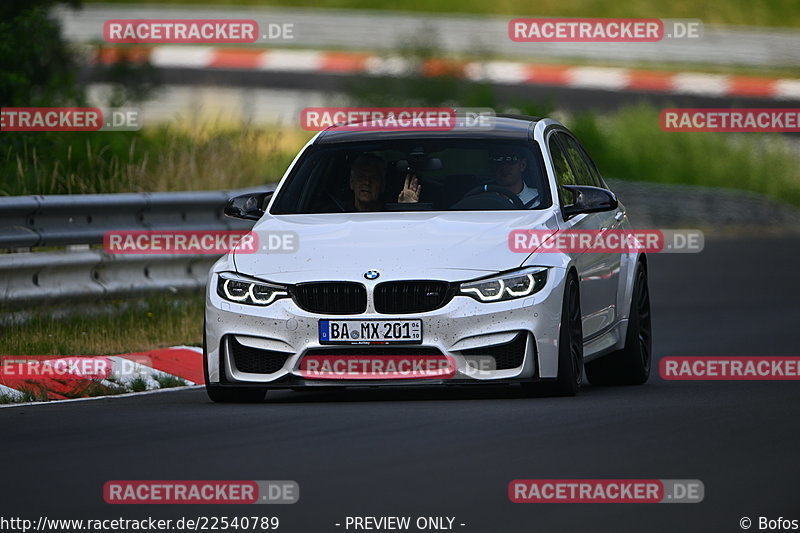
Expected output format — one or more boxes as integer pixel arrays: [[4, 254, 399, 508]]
[[0, 346, 203, 403], [94, 46, 800, 100]]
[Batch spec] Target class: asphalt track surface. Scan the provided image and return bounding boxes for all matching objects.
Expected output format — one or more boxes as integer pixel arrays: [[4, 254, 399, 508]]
[[2, 236, 799, 532]]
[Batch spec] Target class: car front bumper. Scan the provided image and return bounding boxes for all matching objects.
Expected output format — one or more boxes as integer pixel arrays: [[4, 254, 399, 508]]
[[204, 267, 569, 387]]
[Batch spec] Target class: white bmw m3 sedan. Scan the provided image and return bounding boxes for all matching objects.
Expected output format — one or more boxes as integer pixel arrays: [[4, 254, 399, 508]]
[[204, 115, 652, 402]]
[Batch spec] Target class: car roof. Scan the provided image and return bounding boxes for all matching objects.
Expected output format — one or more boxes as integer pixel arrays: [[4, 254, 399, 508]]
[[314, 114, 541, 144]]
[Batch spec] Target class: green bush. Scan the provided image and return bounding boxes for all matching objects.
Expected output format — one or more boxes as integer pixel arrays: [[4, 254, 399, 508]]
[[568, 105, 800, 206]]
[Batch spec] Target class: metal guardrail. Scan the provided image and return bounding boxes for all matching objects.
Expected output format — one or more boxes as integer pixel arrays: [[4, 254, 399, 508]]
[[0, 250, 217, 304], [0, 189, 267, 305], [0, 191, 257, 249]]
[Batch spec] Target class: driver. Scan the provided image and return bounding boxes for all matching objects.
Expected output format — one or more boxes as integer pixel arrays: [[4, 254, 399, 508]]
[[489, 147, 538, 207], [349, 153, 421, 211]]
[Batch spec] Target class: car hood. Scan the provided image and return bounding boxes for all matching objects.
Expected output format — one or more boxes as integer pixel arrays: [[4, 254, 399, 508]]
[[232, 211, 557, 284]]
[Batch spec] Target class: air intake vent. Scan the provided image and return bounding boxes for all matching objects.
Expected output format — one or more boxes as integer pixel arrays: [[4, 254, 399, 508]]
[[460, 333, 528, 370], [228, 337, 291, 374]]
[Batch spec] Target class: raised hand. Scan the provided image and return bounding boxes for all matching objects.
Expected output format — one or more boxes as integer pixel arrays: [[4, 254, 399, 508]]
[[397, 174, 422, 203]]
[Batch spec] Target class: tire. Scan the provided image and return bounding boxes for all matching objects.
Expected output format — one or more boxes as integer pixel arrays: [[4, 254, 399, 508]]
[[203, 322, 268, 403], [585, 261, 652, 386], [524, 272, 583, 397]]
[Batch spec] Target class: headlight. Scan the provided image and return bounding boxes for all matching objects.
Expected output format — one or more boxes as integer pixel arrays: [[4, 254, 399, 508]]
[[216, 272, 289, 306], [460, 267, 548, 302]]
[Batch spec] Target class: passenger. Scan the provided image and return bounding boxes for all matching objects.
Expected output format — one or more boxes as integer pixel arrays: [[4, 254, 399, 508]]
[[348, 153, 421, 211]]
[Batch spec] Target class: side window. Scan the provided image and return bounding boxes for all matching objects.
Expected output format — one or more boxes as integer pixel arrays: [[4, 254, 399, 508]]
[[575, 139, 607, 189], [547, 134, 577, 205], [558, 133, 601, 188]]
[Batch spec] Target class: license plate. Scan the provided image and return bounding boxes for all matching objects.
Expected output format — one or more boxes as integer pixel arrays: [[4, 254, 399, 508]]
[[318, 319, 422, 345]]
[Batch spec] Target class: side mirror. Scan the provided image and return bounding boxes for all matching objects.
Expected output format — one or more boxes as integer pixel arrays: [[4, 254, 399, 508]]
[[224, 192, 273, 221], [561, 185, 618, 218]]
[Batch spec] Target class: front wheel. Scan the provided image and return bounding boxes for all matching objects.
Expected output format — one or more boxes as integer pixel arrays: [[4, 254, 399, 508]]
[[552, 273, 584, 396], [524, 273, 583, 397], [585, 261, 652, 386]]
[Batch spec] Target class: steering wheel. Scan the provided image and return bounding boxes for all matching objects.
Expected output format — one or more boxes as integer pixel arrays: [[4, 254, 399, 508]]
[[463, 184, 525, 209]]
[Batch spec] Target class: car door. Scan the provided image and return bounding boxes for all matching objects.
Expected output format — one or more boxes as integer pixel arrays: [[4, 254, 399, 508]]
[[548, 129, 619, 338]]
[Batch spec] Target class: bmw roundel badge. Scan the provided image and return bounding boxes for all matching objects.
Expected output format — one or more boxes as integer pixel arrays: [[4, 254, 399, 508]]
[[364, 270, 380, 280]]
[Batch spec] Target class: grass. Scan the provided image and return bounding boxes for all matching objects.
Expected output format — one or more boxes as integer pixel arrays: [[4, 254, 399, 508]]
[[127, 375, 149, 392], [154, 373, 188, 388], [86, 379, 128, 396], [1, 124, 305, 196], [0, 388, 25, 404], [0, 294, 204, 356], [0, 392, 20, 404], [58, 379, 123, 398], [0, 386, 49, 404], [566, 105, 800, 206], [84, 0, 800, 28], [18, 387, 49, 402]]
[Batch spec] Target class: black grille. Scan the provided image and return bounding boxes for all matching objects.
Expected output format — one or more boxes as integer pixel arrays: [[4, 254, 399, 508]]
[[461, 333, 528, 370], [304, 347, 442, 356], [228, 337, 291, 374], [293, 282, 367, 315], [374, 281, 453, 314]]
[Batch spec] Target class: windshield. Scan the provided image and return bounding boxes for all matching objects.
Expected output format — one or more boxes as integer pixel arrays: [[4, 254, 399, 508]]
[[270, 139, 552, 214]]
